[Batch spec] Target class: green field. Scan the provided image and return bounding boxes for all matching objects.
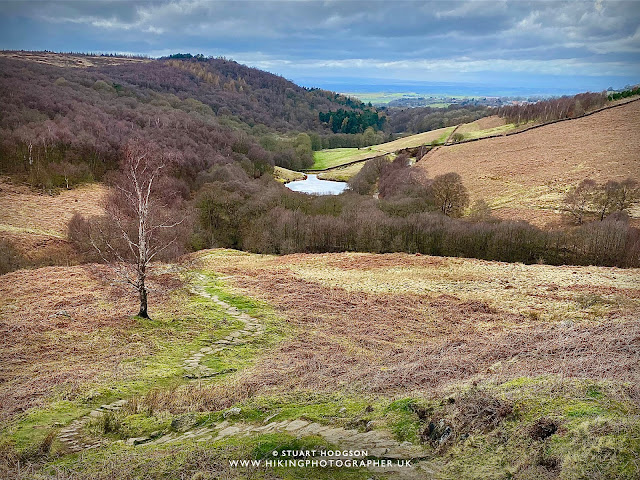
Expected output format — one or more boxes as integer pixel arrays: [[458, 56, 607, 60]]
[[459, 123, 518, 141], [317, 162, 365, 181], [375, 126, 454, 152], [311, 148, 381, 170], [310, 126, 456, 171], [341, 91, 464, 106], [310, 118, 522, 173]]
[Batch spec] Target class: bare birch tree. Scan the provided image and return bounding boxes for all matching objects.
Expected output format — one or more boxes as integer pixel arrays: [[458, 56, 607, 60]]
[[91, 141, 184, 318]]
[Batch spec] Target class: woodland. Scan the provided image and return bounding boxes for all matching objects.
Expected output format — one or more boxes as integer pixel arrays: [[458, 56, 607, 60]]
[[1, 54, 638, 273]]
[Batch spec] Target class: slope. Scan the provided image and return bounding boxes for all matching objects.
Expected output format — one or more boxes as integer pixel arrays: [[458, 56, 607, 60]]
[[417, 99, 640, 226], [0, 51, 381, 187], [2, 249, 639, 479]]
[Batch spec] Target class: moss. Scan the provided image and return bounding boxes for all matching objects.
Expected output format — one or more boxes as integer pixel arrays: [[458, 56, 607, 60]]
[[383, 398, 426, 443], [3, 401, 87, 451], [207, 393, 381, 427], [85, 410, 172, 440], [40, 432, 371, 480], [1, 271, 285, 455], [429, 378, 640, 480]]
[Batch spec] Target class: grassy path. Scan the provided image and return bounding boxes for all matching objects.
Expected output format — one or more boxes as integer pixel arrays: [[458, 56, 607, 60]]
[[55, 271, 267, 453]]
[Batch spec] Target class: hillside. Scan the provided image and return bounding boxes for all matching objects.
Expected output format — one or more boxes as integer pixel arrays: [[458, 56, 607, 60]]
[[310, 126, 455, 171], [1, 249, 639, 479], [0, 179, 106, 269], [0, 51, 382, 185], [0, 51, 366, 133], [417, 100, 640, 226], [310, 118, 522, 173]]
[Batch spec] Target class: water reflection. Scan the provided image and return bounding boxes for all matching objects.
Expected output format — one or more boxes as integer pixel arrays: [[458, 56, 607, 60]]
[[285, 174, 348, 195]]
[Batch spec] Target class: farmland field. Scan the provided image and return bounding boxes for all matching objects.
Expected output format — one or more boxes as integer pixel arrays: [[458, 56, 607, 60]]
[[311, 148, 381, 170], [340, 92, 453, 107], [454, 116, 519, 140], [311, 126, 454, 171]]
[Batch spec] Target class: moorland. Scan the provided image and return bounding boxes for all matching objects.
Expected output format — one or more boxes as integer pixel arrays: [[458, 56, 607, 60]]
[[0, 51, 639, 480]]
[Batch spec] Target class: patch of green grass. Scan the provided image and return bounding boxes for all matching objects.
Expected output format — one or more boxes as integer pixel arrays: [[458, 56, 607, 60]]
[[39, 432, 371, 480], [384, 398, 433, 443], [1, 270, 285, 455], [460, 123, 517, 140], [340, 91, 463, 106], [250, 433, 334, 459], [317, 162, 364, 182], [431, 377, 640, 480], [310, 125, 456, 171], [274, 166, 305, 183], [384, 398, 426, 443], [435, 128, 454, 144], [6, 401, 86, 451], [85, 410, 172, 440], [311, 148, 380, 170], [202, 392, 382, 428]]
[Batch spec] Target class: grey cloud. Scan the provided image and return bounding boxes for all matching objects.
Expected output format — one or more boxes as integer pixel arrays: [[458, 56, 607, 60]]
[[0, 0, 638, 86]]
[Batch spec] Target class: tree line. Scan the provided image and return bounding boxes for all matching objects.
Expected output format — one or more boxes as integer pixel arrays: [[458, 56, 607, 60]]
[[385, 105, 493, 134], [607, 85, 640, 101], [497, 92, 607, 124], [318, 108, 385, 134], [179, 162, 639, 267]]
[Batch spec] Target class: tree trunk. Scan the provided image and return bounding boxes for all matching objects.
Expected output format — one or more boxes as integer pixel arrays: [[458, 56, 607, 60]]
[[138, 284, 149, 318]]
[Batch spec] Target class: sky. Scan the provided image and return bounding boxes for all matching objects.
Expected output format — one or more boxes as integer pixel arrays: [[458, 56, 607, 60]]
[[1, 0, 639, 95]]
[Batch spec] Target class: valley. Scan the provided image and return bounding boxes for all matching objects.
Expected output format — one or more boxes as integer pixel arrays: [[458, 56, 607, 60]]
[[1, 50, 639, 480]]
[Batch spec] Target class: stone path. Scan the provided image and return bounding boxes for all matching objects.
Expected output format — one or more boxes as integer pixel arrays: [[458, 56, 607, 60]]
[[142, 417, 434, 479], [57, 399, 128, 453], [55, 272, 433, 477], [57, 272, 265, 452], [182, 273, 265, 379], [147, 418, 422, 457]]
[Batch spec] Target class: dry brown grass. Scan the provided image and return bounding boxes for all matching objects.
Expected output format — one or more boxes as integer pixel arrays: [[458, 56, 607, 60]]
[[0, 180, 106, 267], [0, 180, 106, 238], [0, 264, 179, 422], [417, 101, 640, 226], [375, 126, 454, 152], [455, 115, 507, 134], [0, 51, 151, 68], [189, 250, 640, 405]]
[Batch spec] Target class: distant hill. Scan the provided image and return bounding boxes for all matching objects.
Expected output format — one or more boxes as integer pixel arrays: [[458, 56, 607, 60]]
[[0, 51, 379, 186], [417, 99, 640, 226]]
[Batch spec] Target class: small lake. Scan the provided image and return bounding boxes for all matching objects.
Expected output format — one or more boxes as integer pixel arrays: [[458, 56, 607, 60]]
[[285, 174, 348, 195]]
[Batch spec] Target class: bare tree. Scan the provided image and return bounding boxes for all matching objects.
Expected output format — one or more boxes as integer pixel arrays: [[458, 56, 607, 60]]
[[594, 180, 621, 221], [430, 172, 469, 217], [609, 178, 639, 216], [564, 179, 597, 224], [565, 178, 639, 224], [91, 141, 184, 318]]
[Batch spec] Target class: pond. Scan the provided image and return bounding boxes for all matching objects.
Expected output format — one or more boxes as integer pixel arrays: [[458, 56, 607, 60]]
[[285, 174, 348, 195]]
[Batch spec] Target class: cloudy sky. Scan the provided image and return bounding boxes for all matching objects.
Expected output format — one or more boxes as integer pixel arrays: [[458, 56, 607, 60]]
[[1, 0, 639, 94]]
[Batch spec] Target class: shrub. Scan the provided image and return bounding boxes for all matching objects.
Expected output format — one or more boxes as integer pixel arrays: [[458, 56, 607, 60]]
[[450, 132, 464, 143], [0, 239, 25, 274]]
